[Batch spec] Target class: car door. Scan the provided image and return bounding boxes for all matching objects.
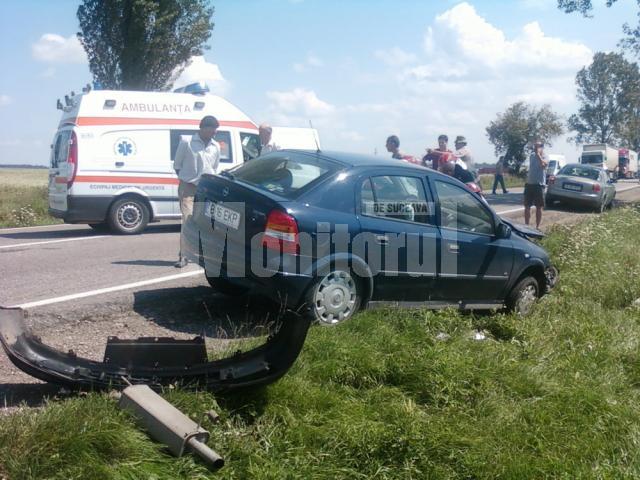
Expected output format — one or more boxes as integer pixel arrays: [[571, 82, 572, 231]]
[[431, 179, 514, 303], [357, 173, 439, 301]]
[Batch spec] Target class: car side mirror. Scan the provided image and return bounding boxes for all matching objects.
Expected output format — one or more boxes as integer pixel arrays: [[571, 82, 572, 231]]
[[496, 222, 511, 239]]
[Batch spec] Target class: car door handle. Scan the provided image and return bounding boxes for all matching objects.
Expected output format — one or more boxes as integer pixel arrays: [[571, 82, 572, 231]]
[[375, 235, 389, 245], [115, 161, 125, 167], [447, 243, 460, 253]]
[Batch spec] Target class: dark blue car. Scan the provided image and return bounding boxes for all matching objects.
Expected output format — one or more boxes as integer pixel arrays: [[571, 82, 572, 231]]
[[183, 150, 557, 324]]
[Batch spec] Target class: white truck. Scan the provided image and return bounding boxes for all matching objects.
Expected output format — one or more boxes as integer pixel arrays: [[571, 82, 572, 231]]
[[48, 84, 320, 234], [618, 148, 638, 179], [580, 144, 619, 173]]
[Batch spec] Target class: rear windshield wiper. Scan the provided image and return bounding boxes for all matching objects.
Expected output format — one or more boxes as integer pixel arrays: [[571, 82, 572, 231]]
[[220, 170, 235, 180]]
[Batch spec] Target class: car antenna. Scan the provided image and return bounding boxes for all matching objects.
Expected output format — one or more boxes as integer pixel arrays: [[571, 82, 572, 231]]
[[309, 120, 321, 153]]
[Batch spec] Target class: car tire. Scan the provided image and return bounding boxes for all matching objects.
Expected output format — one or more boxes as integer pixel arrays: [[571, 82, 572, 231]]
[[506, 275, 539, 316], [206, 276, 250, 296], [304, 269, 362, 325], [596, 199, 606, 213], [107, 197, 149, 235]]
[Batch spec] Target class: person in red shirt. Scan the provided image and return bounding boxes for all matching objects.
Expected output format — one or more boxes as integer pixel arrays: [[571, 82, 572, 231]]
[[422, 134, 453, 170]]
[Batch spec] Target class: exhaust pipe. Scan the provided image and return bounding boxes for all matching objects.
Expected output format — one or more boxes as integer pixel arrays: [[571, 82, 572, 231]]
[[119, 384, 224, 469]]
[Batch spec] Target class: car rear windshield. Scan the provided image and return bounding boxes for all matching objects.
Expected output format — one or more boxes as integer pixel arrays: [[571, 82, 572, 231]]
[[229, 154, 341, 198], [559, 165, 600, 180]]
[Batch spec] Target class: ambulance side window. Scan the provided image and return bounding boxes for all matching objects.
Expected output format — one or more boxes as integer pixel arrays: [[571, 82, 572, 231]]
[[51, 131, 71, 168], [240, 132, 260, 162], [169, 129, 233, 164], [214, 131, 232, 164]]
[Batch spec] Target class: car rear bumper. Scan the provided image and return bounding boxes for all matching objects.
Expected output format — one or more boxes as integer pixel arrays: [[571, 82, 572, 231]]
[[546, 188, 602, 205], [49, 196, 111, 223], [183, 217, 314, 308]]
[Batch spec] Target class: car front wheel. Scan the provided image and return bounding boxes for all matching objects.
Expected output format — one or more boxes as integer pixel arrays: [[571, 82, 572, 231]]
[[305, 269, 362, 325], [506, 276, 539, 316]]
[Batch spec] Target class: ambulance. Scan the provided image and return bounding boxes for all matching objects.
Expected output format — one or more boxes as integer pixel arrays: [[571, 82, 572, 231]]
[[48, 85, 319, 234]]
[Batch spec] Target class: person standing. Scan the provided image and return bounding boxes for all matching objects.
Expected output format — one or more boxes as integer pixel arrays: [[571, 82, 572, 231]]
[[452, 135, 475, 174], [173, 115, 221, 268], [258, 123, 280, 156], [422, 134, 453, 170], [492, 156, 509, 195], [524, 142, 548, 229], [385, 135, 403, 159]]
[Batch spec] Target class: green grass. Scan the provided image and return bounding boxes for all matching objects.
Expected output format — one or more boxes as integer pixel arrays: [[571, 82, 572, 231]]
[[2, 206, 640, 479], [479, 174, 525, 191], [0, 168, 61, 227]]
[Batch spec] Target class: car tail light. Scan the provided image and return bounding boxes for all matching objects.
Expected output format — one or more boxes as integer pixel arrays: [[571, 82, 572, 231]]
[[592, 183, 601, 193], [548, 176, 556, 185], [67, 131, 78, 188], [263, 209, 299, 254]]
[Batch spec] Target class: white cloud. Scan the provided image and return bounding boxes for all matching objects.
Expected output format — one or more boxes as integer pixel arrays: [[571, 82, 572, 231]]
[[428, 3, 592, 71], [32, 34, 87, 63], [172, 56, 229, 95], [0, 95, 11, 107], [267, 88, 335, 117], [374, 47, 418, 67], [293, 54, 324, 73]]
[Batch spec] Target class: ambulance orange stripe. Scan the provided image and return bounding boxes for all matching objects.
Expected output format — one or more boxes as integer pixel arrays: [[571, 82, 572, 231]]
[[73, 117, 257, 129], [74, 175, 179, 185]]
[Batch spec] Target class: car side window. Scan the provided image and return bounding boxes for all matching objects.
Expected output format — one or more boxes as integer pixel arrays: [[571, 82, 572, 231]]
[[360, 175, 430, 224], [434, 180, 494, 235], [240, 132, 260, 162]]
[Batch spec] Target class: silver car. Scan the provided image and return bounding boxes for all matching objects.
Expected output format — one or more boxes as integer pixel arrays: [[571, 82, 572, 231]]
[[545, 163, 616, 213]]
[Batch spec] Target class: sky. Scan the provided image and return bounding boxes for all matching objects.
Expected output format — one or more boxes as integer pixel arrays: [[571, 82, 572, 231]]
[[0, 0, 637, 166]]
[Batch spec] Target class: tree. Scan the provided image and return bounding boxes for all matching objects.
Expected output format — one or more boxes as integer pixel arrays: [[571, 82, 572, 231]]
[[77, 0, 214, 90], [486, 102, 565, 170], [557, 0, 640, 56], [567, 52, 640, 146]]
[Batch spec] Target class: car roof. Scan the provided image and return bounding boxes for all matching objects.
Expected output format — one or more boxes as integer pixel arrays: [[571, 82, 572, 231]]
[[280, 149, 428, 169], [562, 163, 602, 171]]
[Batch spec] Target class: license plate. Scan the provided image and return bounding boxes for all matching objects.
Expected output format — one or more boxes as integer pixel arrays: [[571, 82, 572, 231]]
[[204, 201, 240, 229], [563, 183, 583, 192]]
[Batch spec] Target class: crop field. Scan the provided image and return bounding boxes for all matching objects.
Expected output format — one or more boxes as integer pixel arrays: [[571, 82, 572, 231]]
[[0, 168, 60, 227], [1, 205, 640, 479]]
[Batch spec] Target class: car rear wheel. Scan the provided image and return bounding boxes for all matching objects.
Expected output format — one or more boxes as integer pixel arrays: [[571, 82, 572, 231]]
[[206, 276, 250, 296], [306, 269, 361, 325], [108, 197, 149, 234], [506, 276, 539, 316], [596, 199, 606, 213], [544, 196, 555, 208]]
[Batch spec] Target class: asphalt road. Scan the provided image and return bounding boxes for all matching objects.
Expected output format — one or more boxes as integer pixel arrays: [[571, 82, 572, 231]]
[[1, 180, 639, 309]]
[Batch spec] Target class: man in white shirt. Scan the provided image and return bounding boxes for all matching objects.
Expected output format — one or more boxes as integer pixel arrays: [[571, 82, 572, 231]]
[[258, 123, 280, 156], [173, 115, 220, 268]]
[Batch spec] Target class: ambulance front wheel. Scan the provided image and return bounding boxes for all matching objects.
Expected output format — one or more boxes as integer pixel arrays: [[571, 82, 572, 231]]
[[108, 197, 150, 235]]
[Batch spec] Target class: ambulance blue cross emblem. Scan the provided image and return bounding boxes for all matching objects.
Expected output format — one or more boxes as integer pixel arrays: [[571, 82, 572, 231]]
[[117, 141, 133, 156]]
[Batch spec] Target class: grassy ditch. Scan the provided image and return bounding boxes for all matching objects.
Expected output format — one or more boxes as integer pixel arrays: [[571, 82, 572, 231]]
[[1, 206, 640, 479], [0, 169, 61, 227], [478, 173, 525, 192]]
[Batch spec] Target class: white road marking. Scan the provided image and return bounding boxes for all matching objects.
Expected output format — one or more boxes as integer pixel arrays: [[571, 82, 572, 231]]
[[0, 235, 108, 250], [617, 184, 640, 193], [0, 223, 79, 233], [10, 269, 204, 309], [495, 206, 524, 215]]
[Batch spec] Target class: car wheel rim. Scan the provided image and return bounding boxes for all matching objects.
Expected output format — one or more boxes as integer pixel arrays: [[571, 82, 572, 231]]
[[118, 203, 142, 230], [313, 271, 357, 325], [516, 284, 537, 315]]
